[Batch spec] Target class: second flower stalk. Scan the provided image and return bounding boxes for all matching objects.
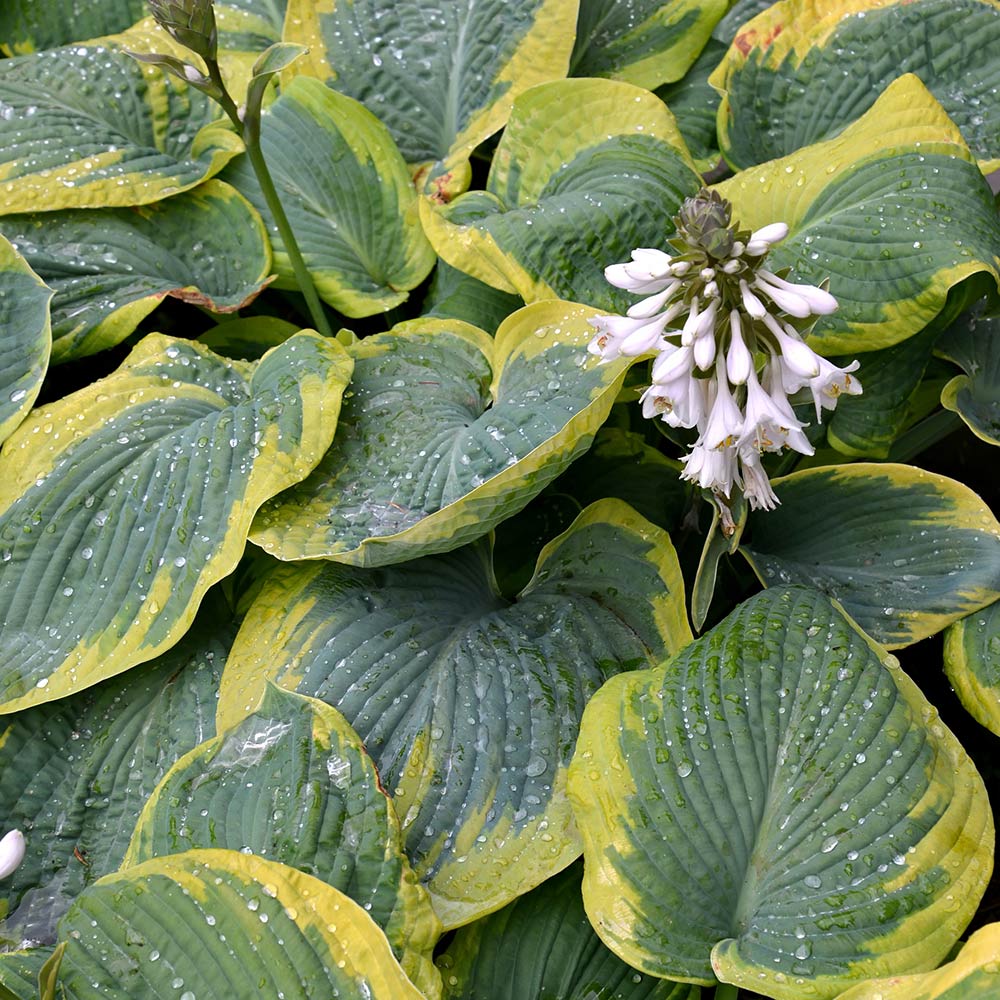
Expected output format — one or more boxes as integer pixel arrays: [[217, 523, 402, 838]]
[[588, 190, 862, 512]]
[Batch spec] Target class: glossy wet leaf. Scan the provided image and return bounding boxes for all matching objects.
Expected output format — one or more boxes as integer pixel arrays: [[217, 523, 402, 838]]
[[0, 0, 146, 55], [741, 463, 1000, 648], [0, 947, 53, 999], [215, 0, 286, 53], [570, 0, 726, 91], [53, 850, 426, 999], [283, 0, 578, 197], [711, 0, 1000, 171], [0, 180, 271, 363], [0, 332, 352, 713], [221, 76, 434, 318], [0, 604, 232, 949], [251, 304, 635, 566], [126, 685, 441, 997], [836, 922, 1000, 999], [223, 500, 692, 928], [198, 316, 300, 362], [421, 78, 703, 311], [436, 862, 700, 1000], [0, 234, 50, 446], [943, 597, 1000, 739], [939, 309, 1000, 446], [0, 41, 243, 214], [714, 75, 1000, 355], [569, 586, 994, 997]]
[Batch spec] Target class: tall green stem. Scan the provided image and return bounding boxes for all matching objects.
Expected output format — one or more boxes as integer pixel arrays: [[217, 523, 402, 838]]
[[207, 61, 333, 338], [714, 984, 741, 1000]]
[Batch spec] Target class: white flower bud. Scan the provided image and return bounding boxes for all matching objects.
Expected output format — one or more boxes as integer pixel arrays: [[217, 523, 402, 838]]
[[762, 315, 821, 378], [726, 309, 753, 385], [749, 222, 789, 246], [739, 279, 768, 319], [0, 830, 25, 879]]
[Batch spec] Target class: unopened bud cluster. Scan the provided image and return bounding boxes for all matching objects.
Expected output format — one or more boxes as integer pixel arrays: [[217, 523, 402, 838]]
[[588, 190, 861, 511]]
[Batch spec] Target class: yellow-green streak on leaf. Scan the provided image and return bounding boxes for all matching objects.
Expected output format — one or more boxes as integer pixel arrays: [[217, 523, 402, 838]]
[[250, 304, 636, 566], [0, 333, 352, 713], [126, 685, 441, 997], [57, 850, 427, 998], [943, 598, 1000, 738], [227, 500, 690, 929], [282, 0, 578, 194], [741, 463, 1000, 648], [713, 76, 1000, 354], [569, 587, 993, 996]]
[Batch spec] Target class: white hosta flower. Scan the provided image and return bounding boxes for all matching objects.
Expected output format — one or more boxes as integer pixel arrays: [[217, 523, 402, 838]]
[[702, 358, 743, 449], [0, 830, 25, 879], [740, 368, 814, 457], [681, 441, 739, 496], [739, 447, 780, 511], [590, 190, 861, 513], [807, 356, 863, 418], [587, 311, 671, 360]]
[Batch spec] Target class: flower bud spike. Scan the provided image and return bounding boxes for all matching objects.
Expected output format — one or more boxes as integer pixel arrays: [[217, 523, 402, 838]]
[[726, 309, 753, 385]]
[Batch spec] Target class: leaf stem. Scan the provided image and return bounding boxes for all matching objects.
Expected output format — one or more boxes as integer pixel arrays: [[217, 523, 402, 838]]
[[714, 984, 740, 1000], [206, 59, 333, 338]]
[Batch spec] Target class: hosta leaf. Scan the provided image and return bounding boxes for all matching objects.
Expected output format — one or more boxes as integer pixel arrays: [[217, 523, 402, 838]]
[[943, 597, 1000, 738], [251, 304, 635, 566], [835, 922, 1000, 999], [826, 325, 939, 458], [222, 500, 692, 928], [125, 685, 441, 997], [740, 463, 1000, 648], [570, 0, 726, 91], [283, 0, 578, 196], [1, 180, 271, 363], [0, 234, 50, 445], [0, 332, 352, 713], [221, 76, 434, 317], [0, 41, 242, 214], [568, 586, 994, 997], [436, 862, 700, 1000], [0, 0, 146, 55], [0, 947, 53, 999], [53, 850, 425, 999], [714, 75, 1000, 356], [0, 603, 232, 947], [422, 261, 524, 335], [939, 309, 1000, 446], [711, 0, 1000, 172], [421, 78, 703, 310]]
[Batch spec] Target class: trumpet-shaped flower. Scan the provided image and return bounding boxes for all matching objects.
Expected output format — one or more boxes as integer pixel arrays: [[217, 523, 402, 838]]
[[588, 189, 862, 511]]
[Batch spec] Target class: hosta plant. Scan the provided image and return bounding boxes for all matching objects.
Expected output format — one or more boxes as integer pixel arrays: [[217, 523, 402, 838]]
[[0, 0, 998, 998]]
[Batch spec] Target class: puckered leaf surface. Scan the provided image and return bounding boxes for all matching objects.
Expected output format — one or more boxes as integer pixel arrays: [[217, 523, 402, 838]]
[[0, 604, 232, 947], [0, 181, 271, 363], [221, 77, 434, 317], [436, 862, 700, 1000], [421, 78, 703, 311], [569, 586, 994, 997], [52, 850, 426, 999], [224, 500, 692, 928], [0, 332, 352, 713], [251, 304, 635, 566], [282, 0, 578, 197], [126, 685, 441, 997], [711, 0, 1000, 172], [740, 463, 1000, 648], [714, 75, 1000, 356]]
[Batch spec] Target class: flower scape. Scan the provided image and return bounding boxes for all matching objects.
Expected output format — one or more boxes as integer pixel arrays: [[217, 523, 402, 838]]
[[588, 190, 862, 511]]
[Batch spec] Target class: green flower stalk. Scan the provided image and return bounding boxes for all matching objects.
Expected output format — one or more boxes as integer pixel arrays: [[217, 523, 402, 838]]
[[135, 0, 333, 338]]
